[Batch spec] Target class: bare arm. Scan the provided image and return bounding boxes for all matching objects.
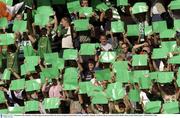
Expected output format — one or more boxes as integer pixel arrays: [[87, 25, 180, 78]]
[[100, 12, 105, 22], [76, 56, 83, 72], [9, 68, 21, 79], [132, 42, 148, 50], [52, 15, 58, 31], [41, 78, 48, 93], [28, 34, 36, 44], [38, 59, 44, 71], [152, 60, 159, 71]]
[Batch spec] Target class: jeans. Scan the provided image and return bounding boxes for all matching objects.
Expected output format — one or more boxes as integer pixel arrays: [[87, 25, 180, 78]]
[[152, 14, 163, 22]]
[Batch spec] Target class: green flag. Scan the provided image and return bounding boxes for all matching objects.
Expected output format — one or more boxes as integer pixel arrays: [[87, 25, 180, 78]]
[[144, 101, 161, 113], [116, 70, 130, 83], [8, 106, 25, 114], [43, 98, 60, 109], [63, 67, 79, 90], [79, 43, 96, 55], [132, 54, 148, 66], [79, 7, 93, 17], [34, 14, 49, 27], [145, 25, 153, 36], [0, 0, 13, 6], [161, 41, 177, 53], [96, 2, 109, 11], [169, 0, 180, 10], [23, 45, 36, 57], [113, 61, 129, 83], [127, 24, 139, 36], [1, 68, 11, 80], [128, 89, 140, 102], [117, 0, 128, 6], [139, 76, 152, 89], [67, 0, 81, 13], [40, 68, 59, 84], [74, 19, 89, 31], [152, 48, 168, 59], [132, 2, 148, 14], [52, 58, 65, 70], [79, 81, 93, 94], [160, 29, 176, 39], [87, 85, 103, 97], [44, 52, 59, 65], [41, 67, 59, 80], [149, 72, 158, 80], [100, 51, 116, 63], [20, 63, 36, 76], [0, 91, 6, 104], [162, 101, 179, 114], [63, 49, 78, 60], [13, 20, 27, 32], [25, 79, 41, 92], [40, 72, 50, 84], [168, 55, 180, 64], [131, 70, 149, 83], [25, 56, 40, 66], [0, 17, 8, 29], [10, 79, 25, 90], [111, 21, 124, 33], [95, 69, 111, 81], [157, 72, 174, 83], [91, 92, 108, 104], [36, 6, 54, 16], [112, 61, 128, 73], [0, 33, 15, 46], [152, 21, 167, 33], [106, 82, 125, 101], [174, 19, 180, 31], [25, 100, 39, 112]]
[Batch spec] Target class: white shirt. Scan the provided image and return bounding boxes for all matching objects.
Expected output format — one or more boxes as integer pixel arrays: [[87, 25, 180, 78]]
[[151, 5, 159, 15], [62, 27, 74, 48], [159, 61, 164, 71], [18, 40, 32, 51], [140, 91, 149, 106], [13, 90, 23, 100], [100, 43, 112, 51]]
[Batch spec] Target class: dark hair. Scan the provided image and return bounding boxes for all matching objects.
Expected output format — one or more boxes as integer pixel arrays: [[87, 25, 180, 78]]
[[52, 79, 58, 86], [8, 44, 17, 53], [62, 17, 71, 24], [40, 28, 47, 36], [99, 34, 107, 39], [118, 102, 126, 109], [22, 32, 29, 41], [105, 9, 112, 19], [80, 0, 88, 4], [88, 59, 95, 65]]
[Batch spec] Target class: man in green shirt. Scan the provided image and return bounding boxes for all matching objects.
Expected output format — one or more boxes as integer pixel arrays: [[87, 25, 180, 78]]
[[37, 28, 52, 58], [6, 45, 19, 73]]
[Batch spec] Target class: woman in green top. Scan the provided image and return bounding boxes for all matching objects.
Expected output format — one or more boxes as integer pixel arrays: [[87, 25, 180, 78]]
[[37, 28, 52, 58]]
